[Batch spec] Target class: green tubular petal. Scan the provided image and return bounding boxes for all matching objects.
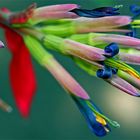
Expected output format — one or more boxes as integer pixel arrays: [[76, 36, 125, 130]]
[[131, 20, 140, 25], [118, 70, 140, 90], [43, 35, 66, 53], [104, 58, 140, 79], [88, 33, 106, 47], [69, 33, 108, 49], [86, 100, 120, 128], [23, 35, 53, 65], [20, 28, 66, 54], [69, 34, 90, 44], [73, 57, 101, 76], [42, 19, 72, 25], [131, 20, 140, 28], [40, 23, 76, 37], [23, 35, 90, 99], [30, 17, 73, 26], [119, 48, 140, 55], [132, 25, 140, 28]]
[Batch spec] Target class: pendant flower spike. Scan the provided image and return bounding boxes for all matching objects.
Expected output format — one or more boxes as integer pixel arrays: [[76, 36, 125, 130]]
[[0, 3, 140, 137]]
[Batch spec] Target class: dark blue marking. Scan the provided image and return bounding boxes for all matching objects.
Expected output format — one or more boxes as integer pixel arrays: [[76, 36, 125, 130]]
[[104, 43, 119, 57], [96, 66, 112, 79], [111, 68, 118, 74], [126, 26, 136, 37], [70, 7, 120, 18]]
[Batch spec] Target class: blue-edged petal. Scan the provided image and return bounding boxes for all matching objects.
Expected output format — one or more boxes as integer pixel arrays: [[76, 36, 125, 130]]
[[71, 96, 111, 136], [96, 66, 112, 79], [104, 43, 119, 57], [70, 7, 120, 18]]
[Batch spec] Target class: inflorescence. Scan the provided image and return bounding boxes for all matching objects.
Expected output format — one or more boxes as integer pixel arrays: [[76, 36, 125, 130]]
[[0, 3, 140, 137]]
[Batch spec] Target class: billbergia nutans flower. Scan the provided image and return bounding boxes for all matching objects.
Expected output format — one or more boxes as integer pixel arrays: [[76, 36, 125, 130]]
[[0, 3, 140, 137]]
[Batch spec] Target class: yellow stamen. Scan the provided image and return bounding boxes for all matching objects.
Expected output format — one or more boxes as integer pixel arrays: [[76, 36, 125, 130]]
[[127, 70, 140, 80], [96, 115, 107, 126]]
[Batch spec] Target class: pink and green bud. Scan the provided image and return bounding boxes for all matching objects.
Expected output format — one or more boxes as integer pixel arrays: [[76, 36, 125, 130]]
[[69, 33, 140, 50], [20, 29, 106, 62], [32, 4, 78, 20], [37, 16, 131, 38], [73, 16, 131, 33], [24, 35, 90, 99], [63, 39, 105, 61], [118, 53, 140, 65], [34, 4, 79, 13], [93, 34, 140, 49], [42, 34, 106, 61], [44, 57, 90, 99], [118, 70, 140, 90], [106, 75, 140, 97]]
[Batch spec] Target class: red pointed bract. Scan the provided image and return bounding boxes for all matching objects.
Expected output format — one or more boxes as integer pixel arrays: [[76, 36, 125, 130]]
[[5, 29, 36, 117]]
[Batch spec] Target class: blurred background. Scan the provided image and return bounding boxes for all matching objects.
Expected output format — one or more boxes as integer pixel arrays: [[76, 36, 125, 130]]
[[0, 0, 140, 139]]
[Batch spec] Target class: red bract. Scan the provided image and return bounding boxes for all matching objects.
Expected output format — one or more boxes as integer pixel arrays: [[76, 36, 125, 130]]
[[5, 29, 36, 117]]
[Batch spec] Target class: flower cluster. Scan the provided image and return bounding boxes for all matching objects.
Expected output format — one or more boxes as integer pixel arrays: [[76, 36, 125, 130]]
[[0, 3, 140, 137]]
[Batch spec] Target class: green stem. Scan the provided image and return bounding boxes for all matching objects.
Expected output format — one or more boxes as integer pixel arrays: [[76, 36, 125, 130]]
[[23, 35, 53, 65]]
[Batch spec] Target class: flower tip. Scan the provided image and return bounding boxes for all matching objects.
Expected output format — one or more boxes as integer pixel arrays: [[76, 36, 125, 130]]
[[65, 4, 79, 10], [134, 93, 140, 97], [16, 100, 31, 118], [0, 99, 13, 113], [29, 2, 37, 9], [6, 106, 13, 113], [115, 16, 132, 25], [0, 41, 4, 48], [110, 121, 120, 128]]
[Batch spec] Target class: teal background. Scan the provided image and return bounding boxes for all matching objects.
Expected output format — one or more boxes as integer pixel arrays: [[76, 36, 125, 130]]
[[0, 0, 140, 139]]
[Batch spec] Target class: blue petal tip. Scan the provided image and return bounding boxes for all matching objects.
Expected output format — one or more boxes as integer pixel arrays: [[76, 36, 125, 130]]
[[104, 43, 119, 57]]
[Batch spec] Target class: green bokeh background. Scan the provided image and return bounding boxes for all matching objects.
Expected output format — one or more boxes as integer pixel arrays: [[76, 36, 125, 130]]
[[0, 0, 140, 139]]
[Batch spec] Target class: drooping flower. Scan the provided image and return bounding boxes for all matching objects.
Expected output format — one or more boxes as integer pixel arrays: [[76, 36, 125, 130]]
[[72, 95, 119, 136], [23, 35, 119, 137]]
